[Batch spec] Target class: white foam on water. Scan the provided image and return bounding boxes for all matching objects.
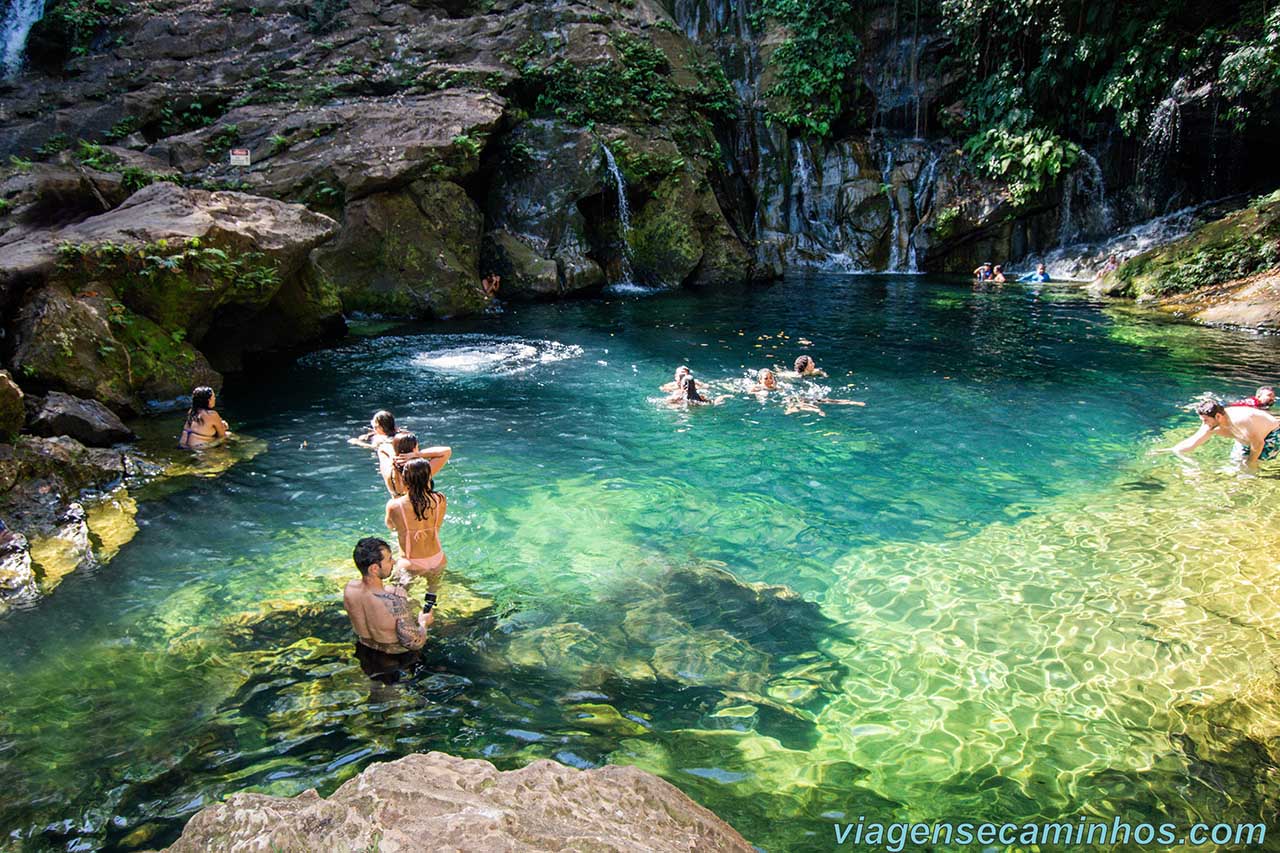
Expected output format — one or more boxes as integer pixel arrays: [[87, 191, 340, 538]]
[[411, 337, 584, 376]]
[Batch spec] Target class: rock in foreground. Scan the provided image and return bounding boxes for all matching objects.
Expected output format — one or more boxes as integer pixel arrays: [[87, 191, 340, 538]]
[[164, 752, 752, 853]]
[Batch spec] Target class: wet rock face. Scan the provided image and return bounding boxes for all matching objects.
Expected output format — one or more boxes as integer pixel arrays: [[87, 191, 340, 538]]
[[0, 372, 24, 442], [312, 181, 487, 319], [28, 391, 135, 447], [163, 752, 754, 853]]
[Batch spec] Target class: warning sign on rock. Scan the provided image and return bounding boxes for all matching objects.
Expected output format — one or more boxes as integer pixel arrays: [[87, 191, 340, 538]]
[[229, 148, 251, 166]]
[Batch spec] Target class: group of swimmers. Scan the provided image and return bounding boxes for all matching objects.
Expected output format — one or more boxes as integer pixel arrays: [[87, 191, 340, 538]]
[[973, 262, 1051, 284], [662, 355, 865, 416], [340, 410, 454, 680]]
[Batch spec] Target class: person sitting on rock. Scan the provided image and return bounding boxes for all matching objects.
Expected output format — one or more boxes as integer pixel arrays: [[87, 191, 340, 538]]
[[481, 273, 501, 299], [1018, 263, 1051, 283], [1160, 399, 1280, 472], [1232, 386, 1276, 410], [178, 386, 229, 450], [660, 365, 692, 393], [792, 355, 827, 377], [344, 536, 431, 681], [385, 460, 448, 593], [1096, 254, 1120, 279]]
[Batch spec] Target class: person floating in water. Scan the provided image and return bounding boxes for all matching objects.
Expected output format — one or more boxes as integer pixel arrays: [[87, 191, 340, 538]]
[[178, 386, 230, 450], [344, 536, 431, 682], [1018, 263, 1051, 283], [1161, 400, 1280, 471], [660, 365, 692, 393], [792, 355, 827, 377], [750, 368, 779, 393], [1232, 386, 1275, 410], [666, 375, 727, 406], [385, 459, 448, 593]]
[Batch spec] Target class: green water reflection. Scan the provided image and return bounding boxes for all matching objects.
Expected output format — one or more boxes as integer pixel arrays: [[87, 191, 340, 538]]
[[2, 276, 1279, 851]]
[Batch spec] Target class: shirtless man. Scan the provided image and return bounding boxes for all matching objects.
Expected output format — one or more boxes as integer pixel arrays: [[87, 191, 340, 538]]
[[660, 365, 692, 393], [1163, 400, 1280, 471], [343, 537, 432, 667]]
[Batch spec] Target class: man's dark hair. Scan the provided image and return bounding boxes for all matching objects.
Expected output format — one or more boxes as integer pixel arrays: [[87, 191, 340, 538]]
[[1194, 400, 1225, 418], [353, 537, 391, 575]]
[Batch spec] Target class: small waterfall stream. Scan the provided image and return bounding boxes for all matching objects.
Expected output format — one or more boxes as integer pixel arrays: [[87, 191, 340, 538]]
[[1, 0, 46, 78], [1057, 151, 1113, 246], [600, 143, 635, 283]]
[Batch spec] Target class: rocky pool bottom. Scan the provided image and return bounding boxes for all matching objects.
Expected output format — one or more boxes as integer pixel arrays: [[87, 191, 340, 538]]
[[1, 275, 1279, 852]]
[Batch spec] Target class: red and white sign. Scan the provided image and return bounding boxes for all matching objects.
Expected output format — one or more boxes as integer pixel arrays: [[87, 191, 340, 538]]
[[229, 148, 251, 166]]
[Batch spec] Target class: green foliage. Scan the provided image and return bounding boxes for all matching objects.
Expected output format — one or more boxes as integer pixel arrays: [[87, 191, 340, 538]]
[[159, 99, 222, 136], [963, 126, 1080, 207], [103, 116, 140, 142], [933, 205, 960, 239], [505, 139, 537, 176], [307, 0, 347, 34], [451, 134, 482, 157], [203, 125, 241, 158], [8, 155, 33, 171], [74, 139, 119, 169], [36, 133, 70, 157], [308, 181, 344, 207], [1118, 237, 1279, 295], [38, 0, 125, 58], [528, 33, 677, 125], [0, 199, 11, 216], [269, 134, 290, 153], [756, 0, 862, 137], [1218, 8, 1280, 127]]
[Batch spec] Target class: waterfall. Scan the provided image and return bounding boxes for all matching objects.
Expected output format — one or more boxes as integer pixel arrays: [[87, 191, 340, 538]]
[[906, 151, 940, 272], [1, 0, 46, 78], [882, 150, 903, 271], [600, 143, 635, 283], [1137, 79, 1185, 213], [791, 138, 812, 224], [1057, 151, 1113, 246], [1042, 203, 1203, 281]]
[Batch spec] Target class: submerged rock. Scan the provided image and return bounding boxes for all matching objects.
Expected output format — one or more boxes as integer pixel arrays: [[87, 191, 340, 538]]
[[28, 391, 135, 447], [0, 530, 37, 612], [163, 752, 754, 852]]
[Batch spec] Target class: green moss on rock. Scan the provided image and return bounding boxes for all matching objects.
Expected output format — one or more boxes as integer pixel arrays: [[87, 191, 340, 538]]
[[1111, 192, 1280, 298]]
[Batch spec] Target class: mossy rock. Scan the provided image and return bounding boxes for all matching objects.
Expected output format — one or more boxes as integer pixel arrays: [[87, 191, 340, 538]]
[[0, 372, 24, 442], [630, 173, 704, 288], [1110, 191, 1280, 298], [315, 182, 487, 318]]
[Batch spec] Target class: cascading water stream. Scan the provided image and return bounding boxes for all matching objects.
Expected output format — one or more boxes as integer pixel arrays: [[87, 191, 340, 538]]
[[905, 151, 940, 273], [1, 0, 46, 78], [882, 149, 903, 272], [791, 138, 812, 225], [1057, 151, 1113, 247], [600, 143, 635, 284]]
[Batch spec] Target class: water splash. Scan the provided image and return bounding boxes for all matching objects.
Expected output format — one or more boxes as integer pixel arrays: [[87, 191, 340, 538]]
[[411, 336, 584, 376], [600, 143, 635, 284], [1, 0, 46, 78], [1042, 204, 1204, 281]]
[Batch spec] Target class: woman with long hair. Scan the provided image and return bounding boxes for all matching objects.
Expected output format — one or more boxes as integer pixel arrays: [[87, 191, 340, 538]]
[[385, 459, 447, 592], [178, 386, 230, 449]]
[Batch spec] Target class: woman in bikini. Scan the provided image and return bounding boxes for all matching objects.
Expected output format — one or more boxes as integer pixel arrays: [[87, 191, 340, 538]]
[[177, 386, 230, 449], [385, 459, 448, 593]]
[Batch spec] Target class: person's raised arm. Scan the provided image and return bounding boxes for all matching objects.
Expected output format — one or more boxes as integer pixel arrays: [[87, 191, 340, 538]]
[[403, 446, 452, 477]]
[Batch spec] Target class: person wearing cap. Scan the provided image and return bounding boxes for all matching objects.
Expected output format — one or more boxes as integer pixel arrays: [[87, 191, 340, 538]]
[[972, 262, 993, 281]]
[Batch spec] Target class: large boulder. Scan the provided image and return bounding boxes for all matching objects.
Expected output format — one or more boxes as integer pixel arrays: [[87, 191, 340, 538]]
[[148, 91, 506, 203], [0, 372, 24, 442], [164, 752, 753, 852], [28, 391, 135, 446], [6, 283, 220, 414], [312, 181, 488, 318]]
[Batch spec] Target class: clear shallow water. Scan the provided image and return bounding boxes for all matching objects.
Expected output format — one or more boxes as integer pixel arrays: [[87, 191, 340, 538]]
[[3, 275, 1280, 851]]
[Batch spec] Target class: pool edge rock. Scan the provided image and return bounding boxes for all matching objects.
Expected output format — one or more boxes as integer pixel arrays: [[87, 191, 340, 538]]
[[161, 751, 755, 853]]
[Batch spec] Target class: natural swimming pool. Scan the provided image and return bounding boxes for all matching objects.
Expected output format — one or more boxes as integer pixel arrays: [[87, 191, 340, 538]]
[[2, 274, 1279, 851]]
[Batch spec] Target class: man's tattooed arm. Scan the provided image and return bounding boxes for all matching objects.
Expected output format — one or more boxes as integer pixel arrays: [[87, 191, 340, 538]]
[[376, 591, 426, 650]]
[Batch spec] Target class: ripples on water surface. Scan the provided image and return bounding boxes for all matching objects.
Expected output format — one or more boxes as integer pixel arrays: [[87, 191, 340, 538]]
[[2, 275, 1280, 851]]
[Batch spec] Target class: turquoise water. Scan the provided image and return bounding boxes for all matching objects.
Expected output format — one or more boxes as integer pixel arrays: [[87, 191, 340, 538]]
[[3, 274, 1280, 851]]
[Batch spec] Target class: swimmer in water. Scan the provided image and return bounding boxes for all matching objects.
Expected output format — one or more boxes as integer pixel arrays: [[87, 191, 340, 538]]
[[792, 355, 827, 378], [783, 396, 866, 416], [385, 459, 448, 592], [749, 368, 779, 394], [178, 386, 230, 449], [666, 375, 728, 406], [1159, 399, 1280, 472], [660, 365, 692, 393]]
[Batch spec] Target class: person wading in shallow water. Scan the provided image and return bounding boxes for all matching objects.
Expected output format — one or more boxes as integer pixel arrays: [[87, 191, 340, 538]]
[[385, 459, 448, 592], [1162, 400, 1280, 472], [344, 537, 431, 682], [177, 386, 230, 449]]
